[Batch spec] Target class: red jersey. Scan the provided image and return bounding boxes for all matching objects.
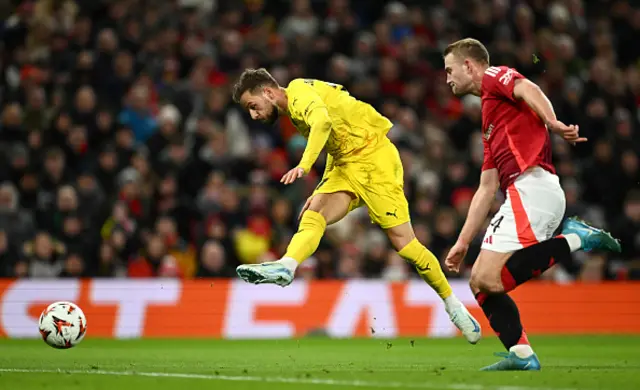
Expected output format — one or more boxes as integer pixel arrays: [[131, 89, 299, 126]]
[[480, 66, 555, 192]]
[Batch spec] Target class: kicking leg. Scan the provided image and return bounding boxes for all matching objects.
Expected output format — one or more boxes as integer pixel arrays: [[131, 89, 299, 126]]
[[386, 222, 481, 344], [281, 191, 354, 267], [236, 191, 354, 286]]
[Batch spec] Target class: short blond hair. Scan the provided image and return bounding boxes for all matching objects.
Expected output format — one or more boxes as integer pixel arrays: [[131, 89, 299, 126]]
[[443, 38, 490, 65]]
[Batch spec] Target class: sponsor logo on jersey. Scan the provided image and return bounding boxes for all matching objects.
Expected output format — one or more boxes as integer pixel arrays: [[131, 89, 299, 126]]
[[499, 68, 515, 85], [484, 124, 494, 140]]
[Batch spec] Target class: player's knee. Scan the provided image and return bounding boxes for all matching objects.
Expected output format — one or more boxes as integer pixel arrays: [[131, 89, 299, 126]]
[[469, 273, 482, 293], [305, 203, 323, 217], [385, 222, 414, 251], [470, 276, 500, 294], [307, 194, 333, 215], [484, 281, 505, 294], [304, 205, 331, 224], [307, 192, 353, 225], [469, 269, 504, 294], [389, 234, 411, 252]]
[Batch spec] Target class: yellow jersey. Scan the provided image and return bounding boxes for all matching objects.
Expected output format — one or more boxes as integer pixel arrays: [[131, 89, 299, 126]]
[[285, 78, 393, 173]]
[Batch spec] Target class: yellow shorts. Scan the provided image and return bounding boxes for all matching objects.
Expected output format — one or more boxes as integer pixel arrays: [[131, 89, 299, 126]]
[[312, 142, 410, 229]]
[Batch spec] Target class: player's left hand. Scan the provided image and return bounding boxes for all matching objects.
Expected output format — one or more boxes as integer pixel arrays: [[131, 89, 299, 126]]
[[546, 120, 587, 145], [281, 167, 305, 185]]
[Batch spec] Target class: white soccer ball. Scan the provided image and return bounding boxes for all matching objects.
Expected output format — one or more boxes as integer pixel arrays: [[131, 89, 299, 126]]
[[38, 301, 87, 349]]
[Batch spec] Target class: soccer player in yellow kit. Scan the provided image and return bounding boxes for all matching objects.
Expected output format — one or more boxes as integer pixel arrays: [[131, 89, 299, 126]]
[[232, 68, 481, 343]]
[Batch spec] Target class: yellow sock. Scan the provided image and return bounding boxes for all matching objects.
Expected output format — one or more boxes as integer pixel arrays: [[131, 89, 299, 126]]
[[398, 238, 453, 299], [284, 210, 327, 264]]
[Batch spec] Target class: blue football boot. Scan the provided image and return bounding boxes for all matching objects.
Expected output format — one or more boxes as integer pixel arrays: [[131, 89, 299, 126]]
[[236, 262, 294, 287], [480, 351, 542, 371], [561, 217, 622, 253]]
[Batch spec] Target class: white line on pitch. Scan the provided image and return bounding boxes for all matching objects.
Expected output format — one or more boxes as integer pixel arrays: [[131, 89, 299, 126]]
[[0, 368, 579, 390]]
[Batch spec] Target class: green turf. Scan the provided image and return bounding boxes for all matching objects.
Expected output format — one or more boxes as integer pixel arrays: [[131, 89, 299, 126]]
[[0, 336, 639, 389]]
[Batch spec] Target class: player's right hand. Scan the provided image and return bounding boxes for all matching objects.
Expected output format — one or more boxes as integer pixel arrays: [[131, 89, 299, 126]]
[[445, 241, 469, 273], [546, 120, 587, 145], [281, 167, 305, 185]]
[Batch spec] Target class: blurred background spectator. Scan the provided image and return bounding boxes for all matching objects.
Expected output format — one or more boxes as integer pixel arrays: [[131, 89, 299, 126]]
[[0, 0, 638, 282]]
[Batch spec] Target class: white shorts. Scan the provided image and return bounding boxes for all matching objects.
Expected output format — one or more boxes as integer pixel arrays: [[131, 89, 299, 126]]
[[481, 167, 566, 253]]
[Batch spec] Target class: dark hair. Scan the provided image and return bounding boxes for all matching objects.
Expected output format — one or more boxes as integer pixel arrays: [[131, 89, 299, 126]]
[[443, 38, 490, 65], [231, 68, 279, 103]]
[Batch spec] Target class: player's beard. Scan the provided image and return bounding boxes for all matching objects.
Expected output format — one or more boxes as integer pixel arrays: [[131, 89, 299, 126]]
[[263, 103, 279, 125]]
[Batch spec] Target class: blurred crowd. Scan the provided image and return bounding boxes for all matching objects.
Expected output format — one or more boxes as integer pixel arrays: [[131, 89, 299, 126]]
[[0, 0, 638, 281]]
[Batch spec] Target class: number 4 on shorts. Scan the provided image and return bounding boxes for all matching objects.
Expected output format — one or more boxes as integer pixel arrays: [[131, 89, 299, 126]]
[[490, 215, 504, 233]]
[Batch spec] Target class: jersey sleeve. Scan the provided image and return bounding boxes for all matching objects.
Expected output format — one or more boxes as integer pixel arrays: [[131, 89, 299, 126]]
[[483, 66, 525, 102], [481, 138, 496, 171], [288, 79, 333, 173]]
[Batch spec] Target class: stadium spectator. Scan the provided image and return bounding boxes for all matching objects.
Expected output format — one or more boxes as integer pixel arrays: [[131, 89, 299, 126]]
[[0, 0, 637, 282]]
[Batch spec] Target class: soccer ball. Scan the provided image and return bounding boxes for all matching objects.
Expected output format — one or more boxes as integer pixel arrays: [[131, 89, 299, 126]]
[[38, 301, 87, 349]]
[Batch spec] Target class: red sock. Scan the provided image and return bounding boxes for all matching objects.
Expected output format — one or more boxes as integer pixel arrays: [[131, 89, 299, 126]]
[[517, 330, 530, 345]]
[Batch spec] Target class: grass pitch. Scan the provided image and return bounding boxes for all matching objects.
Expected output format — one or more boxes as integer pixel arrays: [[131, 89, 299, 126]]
[[1, 336, 639, 389]]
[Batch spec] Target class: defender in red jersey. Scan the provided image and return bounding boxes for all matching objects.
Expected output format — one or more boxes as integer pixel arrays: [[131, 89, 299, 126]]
[[478, 64, 564, 254], [442, 38, 621, 371], [480, 65, 556, 192]]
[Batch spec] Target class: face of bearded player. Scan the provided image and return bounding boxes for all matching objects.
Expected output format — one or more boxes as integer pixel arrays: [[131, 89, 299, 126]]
[[444, 53, 476, 97], [240, 87, 280, 125]]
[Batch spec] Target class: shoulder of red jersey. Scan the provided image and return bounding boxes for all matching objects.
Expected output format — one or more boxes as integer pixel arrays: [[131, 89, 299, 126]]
[[484, 65, 507, 77], [481, 66, 525, 100]]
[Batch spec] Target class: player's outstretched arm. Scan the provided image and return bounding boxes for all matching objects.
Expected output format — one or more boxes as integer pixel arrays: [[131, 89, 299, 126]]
[[284, 111, 332, 184], [445, 168, 499, 272], [288, 80, 334, 174], [512, 79, 586, 144], [297, 107, 332, 173], [281, 81, 333, 185]]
